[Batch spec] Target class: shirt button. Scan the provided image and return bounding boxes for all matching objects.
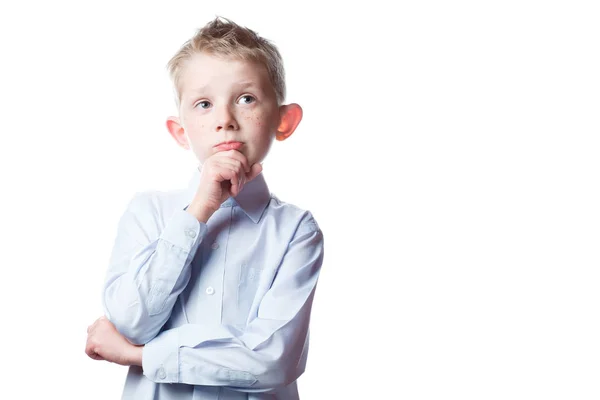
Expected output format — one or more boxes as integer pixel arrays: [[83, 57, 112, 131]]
[[211, 242, 219, 249], [157, 367, 166, 380], [205, 286, 215, 295], [186, 229, 196, 238]]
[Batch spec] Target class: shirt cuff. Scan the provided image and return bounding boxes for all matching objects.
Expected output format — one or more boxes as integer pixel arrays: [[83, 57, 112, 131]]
[[159, 209, 207, 252], [142, 329, 180, 383]]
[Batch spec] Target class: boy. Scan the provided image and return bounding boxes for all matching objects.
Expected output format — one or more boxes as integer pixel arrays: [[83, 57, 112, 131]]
[[85, 16, 324, 400]]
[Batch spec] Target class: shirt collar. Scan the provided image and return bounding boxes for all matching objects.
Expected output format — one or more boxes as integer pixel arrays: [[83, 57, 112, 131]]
[[180, 166, 271, 224]]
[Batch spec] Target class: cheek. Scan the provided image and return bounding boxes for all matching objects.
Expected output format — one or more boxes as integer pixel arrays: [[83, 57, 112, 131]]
[[243, 109, 273, 129], [185, 119, 204, 130]]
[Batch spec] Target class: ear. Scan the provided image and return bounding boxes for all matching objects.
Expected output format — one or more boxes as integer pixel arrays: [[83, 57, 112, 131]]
[[166, 116, 189, 149], [275, 103, 303, 142]]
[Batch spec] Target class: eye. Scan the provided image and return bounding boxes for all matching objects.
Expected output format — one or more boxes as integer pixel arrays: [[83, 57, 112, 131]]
[[237, 95, 256, 105], [195, 100, 211, 109]]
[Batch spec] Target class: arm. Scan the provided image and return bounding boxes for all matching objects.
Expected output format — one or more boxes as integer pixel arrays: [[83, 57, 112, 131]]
[[141, 215, 324, 392], [103, 153, 261, 345], [102, 192, 208, 344]]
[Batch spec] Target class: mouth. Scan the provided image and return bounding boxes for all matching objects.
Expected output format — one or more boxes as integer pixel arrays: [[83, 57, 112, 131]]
[[214, 141, 243, 152]]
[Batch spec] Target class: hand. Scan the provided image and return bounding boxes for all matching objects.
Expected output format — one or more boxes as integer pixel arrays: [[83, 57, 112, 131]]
[[85, 316, 143, 366], [190, 150, 263, 219]]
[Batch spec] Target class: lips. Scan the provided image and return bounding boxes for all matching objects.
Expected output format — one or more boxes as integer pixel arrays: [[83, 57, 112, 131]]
[[214, 141, 243, 152]]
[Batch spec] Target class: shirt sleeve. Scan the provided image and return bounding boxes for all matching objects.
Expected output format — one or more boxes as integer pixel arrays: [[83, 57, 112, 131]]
[[141, 214, 324, 392], [102, 192, 208, 345]]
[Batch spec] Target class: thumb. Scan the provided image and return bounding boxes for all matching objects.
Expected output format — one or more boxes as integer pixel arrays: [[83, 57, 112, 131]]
[[246, 163, 263, 181]]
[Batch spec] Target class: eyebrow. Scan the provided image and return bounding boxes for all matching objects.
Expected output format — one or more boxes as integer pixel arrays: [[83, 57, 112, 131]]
[[234, 81, 260, 90], [189, 81, 261, 95]]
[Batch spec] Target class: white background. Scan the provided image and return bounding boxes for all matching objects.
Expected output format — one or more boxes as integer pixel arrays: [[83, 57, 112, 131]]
[[1, 1, 599, 399]]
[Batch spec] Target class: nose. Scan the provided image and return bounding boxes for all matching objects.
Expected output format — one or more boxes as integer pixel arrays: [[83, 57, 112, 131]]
[[215, 105, 239, 132]]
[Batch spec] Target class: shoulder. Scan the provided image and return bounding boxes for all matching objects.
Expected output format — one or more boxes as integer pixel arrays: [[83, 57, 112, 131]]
[[267, 194, 322, 237], [124, 188, 185, 215], [122, 190, 159, 216], [119, 188, 187, 239]]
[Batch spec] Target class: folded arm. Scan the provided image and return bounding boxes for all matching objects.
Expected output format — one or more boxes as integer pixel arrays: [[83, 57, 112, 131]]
[[142, 215, 324, 392], [103, 192, 207, 344]]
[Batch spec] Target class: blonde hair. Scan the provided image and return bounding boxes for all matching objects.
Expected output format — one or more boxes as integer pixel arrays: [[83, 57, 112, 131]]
[[167, 16, 286, 107]]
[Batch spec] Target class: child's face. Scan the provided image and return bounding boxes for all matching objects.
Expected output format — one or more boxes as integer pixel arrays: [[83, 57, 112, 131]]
[[174, 52, 282, 167]]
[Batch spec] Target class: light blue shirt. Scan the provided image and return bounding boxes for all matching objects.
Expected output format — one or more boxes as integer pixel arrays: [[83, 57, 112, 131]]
[[102, 168, 325, 399]]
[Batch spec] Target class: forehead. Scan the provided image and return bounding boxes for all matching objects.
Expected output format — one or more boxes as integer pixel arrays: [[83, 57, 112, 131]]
[[179, 52, 272, 96]]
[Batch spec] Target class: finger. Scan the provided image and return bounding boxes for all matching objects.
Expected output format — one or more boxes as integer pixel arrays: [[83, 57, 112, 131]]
[[214, 165, 236, 192], [215, 150, 249, 175], [216, 157, 246, 179], [229, 169, 240, 197], [214, 164, 243, 196], [212, 161, 240, 183], [231, 166, 245, 196], [245, 163, 263, 182], [85, 341, 97, 359], [236, 166, 246, 193], [234, 166, 245, 194], [88, 322, 98, 335], [239, 174, 245, 193], [223, 149, 250, 173], [86, 345, 104, 360]]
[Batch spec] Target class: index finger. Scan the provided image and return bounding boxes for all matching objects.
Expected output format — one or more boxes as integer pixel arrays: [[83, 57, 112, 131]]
[[222, 150, 250, 173]]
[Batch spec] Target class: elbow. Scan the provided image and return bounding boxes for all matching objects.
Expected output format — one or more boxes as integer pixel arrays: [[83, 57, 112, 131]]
[[252, 358, 306, 392], [104, 302, 158, 345], [103, 284, 162, 345], [112, 319, 156, 345], [277, 358, 306, 388], [248, 333, 310, 391]]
